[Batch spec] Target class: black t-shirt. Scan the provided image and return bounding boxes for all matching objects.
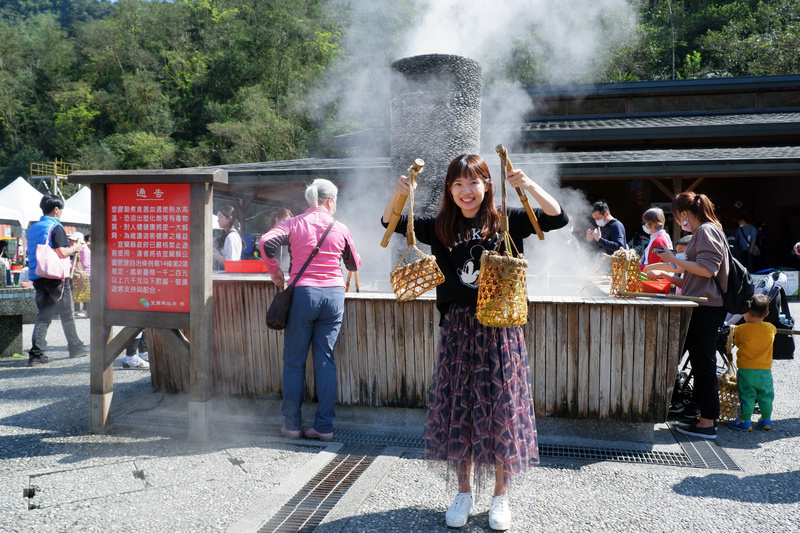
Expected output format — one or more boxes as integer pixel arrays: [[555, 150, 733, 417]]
[[50, 224, 70, 250], [385, 207, 569, 318]]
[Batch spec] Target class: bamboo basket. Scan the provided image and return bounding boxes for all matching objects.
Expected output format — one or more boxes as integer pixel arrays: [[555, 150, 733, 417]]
[[610, 248, 643, 297], [71, 256, 91, 303], [476, 249, 528, 327], [475, 146, 529, 328], [389, 159, 444, 301], [390, 247, 444, 301], [718, 325, 740, 421]]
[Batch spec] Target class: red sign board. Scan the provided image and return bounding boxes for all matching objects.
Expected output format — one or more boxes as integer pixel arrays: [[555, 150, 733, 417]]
[[107, 183, 191, 312]]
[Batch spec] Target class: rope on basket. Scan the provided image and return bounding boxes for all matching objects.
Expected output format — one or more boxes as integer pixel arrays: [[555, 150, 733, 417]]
[[389, 159, 444, 301]]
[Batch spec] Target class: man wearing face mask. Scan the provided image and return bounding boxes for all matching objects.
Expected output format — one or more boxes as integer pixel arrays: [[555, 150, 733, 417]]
[[585, 200, 627, 253]]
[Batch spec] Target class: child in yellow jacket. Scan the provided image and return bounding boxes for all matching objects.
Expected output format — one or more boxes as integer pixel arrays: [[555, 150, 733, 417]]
[[729, 294, 777, 432]]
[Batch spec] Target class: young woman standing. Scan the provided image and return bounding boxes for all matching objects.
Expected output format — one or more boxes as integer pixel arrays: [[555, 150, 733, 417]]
[[213, 205, 243, 267], [382, 154, 568, 530], [648, 192, 729, 439]]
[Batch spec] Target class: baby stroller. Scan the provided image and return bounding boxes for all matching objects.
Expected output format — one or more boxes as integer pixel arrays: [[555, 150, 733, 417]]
[[717, 271, 795, 359], [669, 271, 795, 417]]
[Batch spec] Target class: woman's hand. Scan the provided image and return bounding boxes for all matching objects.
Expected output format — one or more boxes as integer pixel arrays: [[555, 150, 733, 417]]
[[653, 247, 675, 262], [271, 270, 285, 289], [395, 175, 416, 196], [647, 270, 669, 281], [507, 168, 562, 216], [382, 175, 417, 224], [506, 168, 532, 189]]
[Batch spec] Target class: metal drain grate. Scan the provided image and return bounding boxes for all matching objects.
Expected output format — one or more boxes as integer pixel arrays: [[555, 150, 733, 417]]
[[331, 428, 426, 448], [668, 423, 741, 471], [539, 443, 693, 467], [116, 412, 738, 470], [333, 429, 695, 468], [257, 444, 383, 533]]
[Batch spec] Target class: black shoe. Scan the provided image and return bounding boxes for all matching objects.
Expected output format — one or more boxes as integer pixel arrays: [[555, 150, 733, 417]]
[[668, 400, 688, 414], [677, 419, 717, 429], [28, 355, 51, 367], [674, 404, 700, 421], [676, 422, 717, 439]]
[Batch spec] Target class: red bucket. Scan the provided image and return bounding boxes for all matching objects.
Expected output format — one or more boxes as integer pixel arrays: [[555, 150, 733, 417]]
[[223, 260, 267, 273], [641, 280, 671, 294]]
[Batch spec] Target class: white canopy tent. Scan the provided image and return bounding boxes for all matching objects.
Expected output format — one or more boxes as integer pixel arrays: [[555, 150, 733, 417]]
[[0, 177, 90, 227], [63, 186, 91, 225], [0, 177, 45, 229], [0, 204, 24, 226], [0, 178, 90, 261]]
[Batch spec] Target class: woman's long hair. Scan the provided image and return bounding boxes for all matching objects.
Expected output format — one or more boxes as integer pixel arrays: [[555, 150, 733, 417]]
[[671, 192, 722, 229], [215, 205, 242, 250], [435, 154, 500, 248]]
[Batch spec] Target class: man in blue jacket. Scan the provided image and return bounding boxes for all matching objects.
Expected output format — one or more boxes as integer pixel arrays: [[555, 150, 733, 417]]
[[27, 194, 89, 366], [585, 200, 628, 254]]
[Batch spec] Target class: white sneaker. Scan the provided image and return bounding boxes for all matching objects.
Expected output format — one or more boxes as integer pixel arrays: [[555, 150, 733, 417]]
[[122, 355, 150, 369], [488, 495, 511, 531], [137, 352, 149, 363], [445, 492, 473, 528]]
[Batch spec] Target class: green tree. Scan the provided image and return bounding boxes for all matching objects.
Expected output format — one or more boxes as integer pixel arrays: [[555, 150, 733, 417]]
[[102, 131, 177, 169], [203, 85, 306, 164], [53, 82, 100, 158]]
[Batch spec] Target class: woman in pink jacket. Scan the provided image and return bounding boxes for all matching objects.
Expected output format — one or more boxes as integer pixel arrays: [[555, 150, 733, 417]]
[[259, 179, 361, 441]]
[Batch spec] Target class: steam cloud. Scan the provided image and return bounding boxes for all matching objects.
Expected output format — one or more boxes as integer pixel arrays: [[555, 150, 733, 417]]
[[320, 0, 639, 295]]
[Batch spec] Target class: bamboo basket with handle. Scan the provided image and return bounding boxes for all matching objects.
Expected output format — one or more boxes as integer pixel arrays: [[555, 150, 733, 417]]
[[389, 159, 444, 301], [475, 148, 529, 327]]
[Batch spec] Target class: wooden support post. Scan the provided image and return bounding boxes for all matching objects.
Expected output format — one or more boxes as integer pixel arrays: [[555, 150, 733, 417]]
[[89, 184, 114, 434], [671, 177, 683, 243], [189, 181, 214, 441]]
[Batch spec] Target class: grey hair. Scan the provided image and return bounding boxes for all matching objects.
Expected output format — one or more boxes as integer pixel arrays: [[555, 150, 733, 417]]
[[305, 179, 338, 207]]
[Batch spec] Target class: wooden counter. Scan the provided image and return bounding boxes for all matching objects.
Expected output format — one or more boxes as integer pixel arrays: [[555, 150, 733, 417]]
[[148, 274, 694, 422]]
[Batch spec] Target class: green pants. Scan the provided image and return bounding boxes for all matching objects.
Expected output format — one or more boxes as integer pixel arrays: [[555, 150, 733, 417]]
[[737, 368, 774, 421]]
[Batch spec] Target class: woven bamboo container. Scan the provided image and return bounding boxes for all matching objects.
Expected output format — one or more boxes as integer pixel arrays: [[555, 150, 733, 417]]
[[610, 248, 643, 297], [476, 250, 529, 327], [390, 248, 444, 302], [718, 325, 740, 421]]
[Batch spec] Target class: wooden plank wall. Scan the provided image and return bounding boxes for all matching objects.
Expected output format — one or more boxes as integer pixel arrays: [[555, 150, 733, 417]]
[[148, 281, 693, 422]]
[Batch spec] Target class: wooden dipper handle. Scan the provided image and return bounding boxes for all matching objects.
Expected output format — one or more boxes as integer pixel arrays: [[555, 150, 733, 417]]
[[381, 159, 424, 248], [496, 145, 544, 241]]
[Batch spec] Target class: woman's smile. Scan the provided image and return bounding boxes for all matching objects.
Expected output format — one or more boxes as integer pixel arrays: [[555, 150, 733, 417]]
[[451, 176, 486, 217]]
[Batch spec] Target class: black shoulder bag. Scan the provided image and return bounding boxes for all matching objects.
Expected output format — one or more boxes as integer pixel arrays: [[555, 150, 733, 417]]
[[266, 220, 335, 330], [712, 227, 755, 315]]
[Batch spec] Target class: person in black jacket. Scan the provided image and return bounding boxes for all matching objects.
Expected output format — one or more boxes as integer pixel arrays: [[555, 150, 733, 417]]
[[585, 200, 627, 253], [381, 154, 568, 531]]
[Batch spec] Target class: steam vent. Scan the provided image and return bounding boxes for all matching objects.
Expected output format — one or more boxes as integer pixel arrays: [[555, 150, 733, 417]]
[[390, 54, 482, 221]]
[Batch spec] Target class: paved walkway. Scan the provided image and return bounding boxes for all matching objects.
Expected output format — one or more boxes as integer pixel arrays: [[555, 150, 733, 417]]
[[2, 307, 800, 532]]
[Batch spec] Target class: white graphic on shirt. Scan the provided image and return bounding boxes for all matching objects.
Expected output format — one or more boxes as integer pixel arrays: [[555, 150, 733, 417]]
[[457, 244, 486, 288]]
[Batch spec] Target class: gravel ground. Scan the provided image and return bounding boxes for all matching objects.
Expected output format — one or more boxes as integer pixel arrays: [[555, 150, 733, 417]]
[[2, 305, 800, 533]]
